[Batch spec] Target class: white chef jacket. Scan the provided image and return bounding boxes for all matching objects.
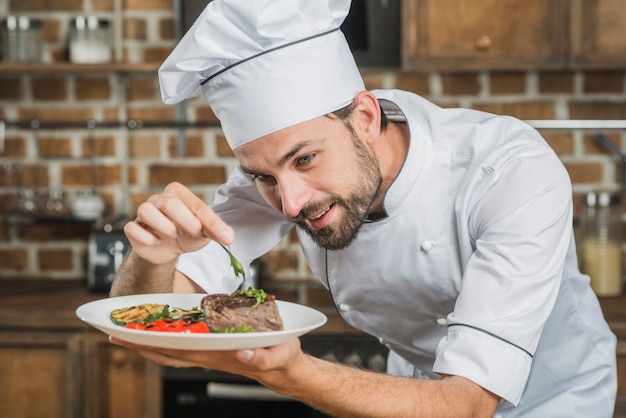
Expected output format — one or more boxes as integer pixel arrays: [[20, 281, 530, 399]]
[[177, 89, 617, 416]]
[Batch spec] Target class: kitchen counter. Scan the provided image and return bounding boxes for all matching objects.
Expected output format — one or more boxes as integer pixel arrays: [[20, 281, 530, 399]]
[[0, 279, 106, 330]]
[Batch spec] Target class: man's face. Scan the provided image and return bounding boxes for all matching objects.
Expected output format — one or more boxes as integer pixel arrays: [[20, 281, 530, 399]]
[[234, 115, 382, 250]]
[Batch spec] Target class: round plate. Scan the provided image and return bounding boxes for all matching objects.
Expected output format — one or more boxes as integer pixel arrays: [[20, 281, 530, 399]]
[[76, 293, 327, 350]]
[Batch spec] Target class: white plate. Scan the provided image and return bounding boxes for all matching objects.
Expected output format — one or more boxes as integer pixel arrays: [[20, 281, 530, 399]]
[[76, 293, 327, 350]]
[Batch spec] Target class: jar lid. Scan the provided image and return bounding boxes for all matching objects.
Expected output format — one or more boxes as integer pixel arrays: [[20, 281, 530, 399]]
[[2, 16, 42, 30], [584, 191, 623, 207], [71, 15, 110, 31]]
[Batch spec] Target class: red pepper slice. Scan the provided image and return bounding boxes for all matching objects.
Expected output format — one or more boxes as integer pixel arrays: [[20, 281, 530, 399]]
[[124, 318, 209, 334]]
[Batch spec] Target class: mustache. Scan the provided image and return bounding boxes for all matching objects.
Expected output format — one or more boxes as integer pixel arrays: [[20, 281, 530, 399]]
[[288, 200, 336, 224]]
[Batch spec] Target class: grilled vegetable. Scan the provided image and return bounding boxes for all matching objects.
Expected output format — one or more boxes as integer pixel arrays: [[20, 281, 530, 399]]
[[110, 303, 169, 326], [169, 306, 204, 320]]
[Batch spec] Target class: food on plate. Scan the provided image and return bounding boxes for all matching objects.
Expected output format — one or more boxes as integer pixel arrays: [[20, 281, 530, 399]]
[[108, 288, 283, 334], [110, 303, 208, 334], [202, 288, 284, 333], [125, 317, 209, 333], [110, 303, 169, 325]]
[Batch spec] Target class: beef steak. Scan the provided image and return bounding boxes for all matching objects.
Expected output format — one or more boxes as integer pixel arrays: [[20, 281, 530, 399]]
[[201, 292, 284, 332]]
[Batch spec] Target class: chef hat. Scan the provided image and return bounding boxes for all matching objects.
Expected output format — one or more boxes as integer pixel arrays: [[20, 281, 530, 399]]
[[158, 0, 365, 149]]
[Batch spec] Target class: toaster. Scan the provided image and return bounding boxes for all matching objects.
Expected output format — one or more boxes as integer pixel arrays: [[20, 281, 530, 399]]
[[88, 214, 131, 292]]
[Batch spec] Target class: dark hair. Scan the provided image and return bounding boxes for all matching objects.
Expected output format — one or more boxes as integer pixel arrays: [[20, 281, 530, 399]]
[[330, 99, 389, 132]]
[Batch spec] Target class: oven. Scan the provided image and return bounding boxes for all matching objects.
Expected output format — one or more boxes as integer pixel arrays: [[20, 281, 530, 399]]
[[162, 333, 388, 417]]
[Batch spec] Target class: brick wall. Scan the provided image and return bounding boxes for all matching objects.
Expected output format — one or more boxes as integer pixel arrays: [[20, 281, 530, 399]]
[[1, 2, 625, 305]]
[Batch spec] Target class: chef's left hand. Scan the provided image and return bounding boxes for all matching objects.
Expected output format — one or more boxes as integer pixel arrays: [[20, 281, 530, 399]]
[[109, 336, 302, 383]]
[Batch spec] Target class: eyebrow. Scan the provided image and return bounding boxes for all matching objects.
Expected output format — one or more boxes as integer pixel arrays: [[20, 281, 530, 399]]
[[241, 141, 313, 176]]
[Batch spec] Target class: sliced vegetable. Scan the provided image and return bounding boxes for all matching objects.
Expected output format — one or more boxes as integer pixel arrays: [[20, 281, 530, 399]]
[[110, 303, 169, 326], [169, 306, 204, 320], [125, 317, 210, 334]]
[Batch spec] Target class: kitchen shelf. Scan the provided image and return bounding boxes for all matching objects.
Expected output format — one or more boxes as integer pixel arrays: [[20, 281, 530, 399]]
[[0, 62, 160, 74], [3, 214, 96, 225]]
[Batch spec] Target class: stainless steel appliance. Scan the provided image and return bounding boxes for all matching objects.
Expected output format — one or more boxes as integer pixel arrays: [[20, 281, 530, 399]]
[[162, 333, 389, 417], [87, 214, 131, 292]]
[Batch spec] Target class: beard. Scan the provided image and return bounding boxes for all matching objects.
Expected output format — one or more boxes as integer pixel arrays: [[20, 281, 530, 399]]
[[289, 134, 383, 251]]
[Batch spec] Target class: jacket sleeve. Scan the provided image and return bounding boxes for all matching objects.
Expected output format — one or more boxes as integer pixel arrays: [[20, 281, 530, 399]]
[[433, 139, 573, 406]]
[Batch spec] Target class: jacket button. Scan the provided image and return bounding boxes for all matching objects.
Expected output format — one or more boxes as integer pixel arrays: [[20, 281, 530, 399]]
[[420, 241, 434, 251], [436, 317, 448, 326], [339, 303, 351, 312]]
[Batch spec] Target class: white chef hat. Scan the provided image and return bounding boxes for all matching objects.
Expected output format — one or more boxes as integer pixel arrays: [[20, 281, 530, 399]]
[[158, 0, 365, 149]]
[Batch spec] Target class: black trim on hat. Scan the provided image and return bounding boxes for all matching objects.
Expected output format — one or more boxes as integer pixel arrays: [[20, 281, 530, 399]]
[[200, 27, 340, 86]]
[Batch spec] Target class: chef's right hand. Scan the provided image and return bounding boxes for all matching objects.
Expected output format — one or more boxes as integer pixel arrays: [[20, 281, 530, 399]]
[[123, 182, 234, 265]]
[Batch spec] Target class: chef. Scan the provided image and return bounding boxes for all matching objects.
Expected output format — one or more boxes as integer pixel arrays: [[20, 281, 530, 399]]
[[110, 0, 618, 416]]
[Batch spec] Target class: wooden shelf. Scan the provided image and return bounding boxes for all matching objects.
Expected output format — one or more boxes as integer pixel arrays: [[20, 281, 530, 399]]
[[0, 62, 160, 74]]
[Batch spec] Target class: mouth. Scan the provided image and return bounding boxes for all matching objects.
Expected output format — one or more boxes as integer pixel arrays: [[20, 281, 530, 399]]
[[304, 203, 335, 229]]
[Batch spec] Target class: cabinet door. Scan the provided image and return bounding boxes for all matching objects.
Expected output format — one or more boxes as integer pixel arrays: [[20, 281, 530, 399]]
[[83, 333, 161, 418], [402, 0, 568, 70], [570, 0, 626, 68], [0, 331, 83, 418]]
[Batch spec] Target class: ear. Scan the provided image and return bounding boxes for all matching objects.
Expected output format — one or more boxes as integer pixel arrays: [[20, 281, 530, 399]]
[[352, 90, 381, 145]]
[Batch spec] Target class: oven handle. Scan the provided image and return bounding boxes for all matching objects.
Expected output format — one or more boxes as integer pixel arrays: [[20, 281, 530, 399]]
[[206, 382, 297, 402]]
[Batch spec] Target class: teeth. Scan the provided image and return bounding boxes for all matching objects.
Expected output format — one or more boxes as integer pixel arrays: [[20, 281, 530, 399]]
[[311, 207, 330, 220]]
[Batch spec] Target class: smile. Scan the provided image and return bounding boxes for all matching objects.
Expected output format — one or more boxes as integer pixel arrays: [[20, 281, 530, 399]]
[[305, 204, 335, 229], [311, 207, 331, 220]]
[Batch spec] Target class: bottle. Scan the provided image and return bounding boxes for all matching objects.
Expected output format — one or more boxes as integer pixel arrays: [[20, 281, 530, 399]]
[[69, 16, 112, 64], [1, 16, 43, 62], [580, 191, 623, 297]]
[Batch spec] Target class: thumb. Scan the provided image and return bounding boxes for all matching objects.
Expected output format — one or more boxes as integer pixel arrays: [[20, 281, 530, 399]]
[[237, 349, 256, 364]]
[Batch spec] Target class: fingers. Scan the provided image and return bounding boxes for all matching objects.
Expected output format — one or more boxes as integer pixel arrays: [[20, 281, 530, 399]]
[[159, 182, 234, 244], [110, 336, 239, 369], [109, 335, 302, 377], [128, 182, 234, 248]]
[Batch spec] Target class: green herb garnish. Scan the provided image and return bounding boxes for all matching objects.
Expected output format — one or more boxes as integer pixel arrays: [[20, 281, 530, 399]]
[[237, 287, 267, 308], [215, 324, 255, 333], [218, 243, 246, 281]]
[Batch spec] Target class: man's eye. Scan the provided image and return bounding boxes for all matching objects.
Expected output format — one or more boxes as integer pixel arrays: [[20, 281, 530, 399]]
[[297, 154, 314, 166]]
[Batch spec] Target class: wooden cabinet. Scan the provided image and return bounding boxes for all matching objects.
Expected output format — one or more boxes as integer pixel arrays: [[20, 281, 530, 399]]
[[0, 280, 161, 418], [84, 333, 161, 418], [0, 331, 83, 418], [570, 0, 626, 69], [402, 0, 567, 71], [402, 0, 626, 71]]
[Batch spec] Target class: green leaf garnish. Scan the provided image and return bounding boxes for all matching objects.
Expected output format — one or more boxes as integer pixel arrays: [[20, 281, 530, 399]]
[[218, 243, 246, 281], [215, 324, 255, 333], [236, 287, 267, 308]]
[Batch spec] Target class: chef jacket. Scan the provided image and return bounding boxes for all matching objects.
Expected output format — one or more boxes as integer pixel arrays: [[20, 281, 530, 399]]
[[177, 89, 617, 416]]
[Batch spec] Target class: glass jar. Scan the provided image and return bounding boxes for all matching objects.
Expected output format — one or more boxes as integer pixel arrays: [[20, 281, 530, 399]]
[[71, 189, 105, 220], [69, 16, 112, 64], [40, 189, 71, 218], [1, 16, 43, 62], [580, 191, 623, 297]]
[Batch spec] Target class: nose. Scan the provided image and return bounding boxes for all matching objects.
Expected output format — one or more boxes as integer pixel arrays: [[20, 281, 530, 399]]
[[277, 175, 310, 218]]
